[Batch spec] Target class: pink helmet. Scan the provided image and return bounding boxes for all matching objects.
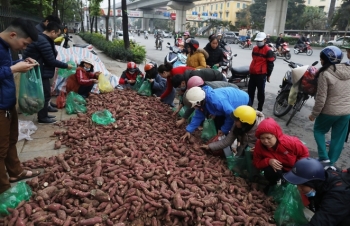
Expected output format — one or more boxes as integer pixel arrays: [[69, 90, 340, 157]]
[[184, 31, 190, 36], [187, 76, 204, 90]]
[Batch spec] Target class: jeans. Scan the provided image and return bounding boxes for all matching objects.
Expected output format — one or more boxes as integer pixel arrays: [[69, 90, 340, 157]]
[[37, 78, 51, 120], [248, 74, 266, 111], [78, 84, 94, 98]]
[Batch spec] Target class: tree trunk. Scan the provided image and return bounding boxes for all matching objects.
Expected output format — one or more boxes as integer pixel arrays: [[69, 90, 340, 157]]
[[106, 0, 111, 41], [52, 0, 58, 16], [90, 16, 94, 33], [0, 0, 10, 7], [122, 0, 130, 49], [328, 0, 336, 25], [95, 16, 98, 33], [81, 0, 84, 32]]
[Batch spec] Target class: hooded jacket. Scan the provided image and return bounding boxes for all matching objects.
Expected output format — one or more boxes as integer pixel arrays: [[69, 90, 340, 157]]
[[186, 86, 249, 134], [301, 169, 350, 226], [183, 68, 224, 83], [209, 111, 265, 155], [186, 48, 209, 69], [66, 67, 99, 93], [311, 64, 350, 118], [203, 43, 223, 67], [253, 118, 309, 171]]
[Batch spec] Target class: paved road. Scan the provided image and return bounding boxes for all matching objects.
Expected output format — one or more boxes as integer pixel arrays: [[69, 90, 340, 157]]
[[132, 35, 350, 169]]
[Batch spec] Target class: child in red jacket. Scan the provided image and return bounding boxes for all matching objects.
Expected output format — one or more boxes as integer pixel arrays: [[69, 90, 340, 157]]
[[118, 61, 144, 88]]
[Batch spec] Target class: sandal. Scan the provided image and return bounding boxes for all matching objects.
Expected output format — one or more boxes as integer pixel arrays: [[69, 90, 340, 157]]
[[9, 170, 41, 183]]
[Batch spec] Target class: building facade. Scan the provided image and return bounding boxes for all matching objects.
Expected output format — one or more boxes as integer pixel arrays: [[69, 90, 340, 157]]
[[305, 0, 342, 15]]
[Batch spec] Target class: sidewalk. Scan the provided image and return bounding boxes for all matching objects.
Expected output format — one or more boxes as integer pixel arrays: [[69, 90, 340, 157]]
[[16, 35, 127, 163]]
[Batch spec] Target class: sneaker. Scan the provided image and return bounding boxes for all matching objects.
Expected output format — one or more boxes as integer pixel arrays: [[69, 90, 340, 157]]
[[38, 117, 56, 124], [48, 106, 58, 112], [47, 115, 56, 119], [50, 102, 57, 108], [316, 157, 330, 163]]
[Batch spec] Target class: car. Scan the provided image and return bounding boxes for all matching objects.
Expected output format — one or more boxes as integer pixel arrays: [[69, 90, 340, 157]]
[[223, 31, 239, 44], [327, 36, 350, 46], [161, 31, 172, 38], [114, 31, 135, 42]]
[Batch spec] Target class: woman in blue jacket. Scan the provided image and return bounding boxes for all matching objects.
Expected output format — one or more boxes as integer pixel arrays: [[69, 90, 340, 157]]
[[180, 86, 249, 141]]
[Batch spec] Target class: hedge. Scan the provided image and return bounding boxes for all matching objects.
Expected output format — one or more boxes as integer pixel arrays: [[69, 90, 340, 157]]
[[79, 32, 146, 64]]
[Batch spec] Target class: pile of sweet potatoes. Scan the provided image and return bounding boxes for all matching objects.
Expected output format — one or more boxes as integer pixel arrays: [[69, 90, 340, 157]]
[[2, 90, 278, 226]]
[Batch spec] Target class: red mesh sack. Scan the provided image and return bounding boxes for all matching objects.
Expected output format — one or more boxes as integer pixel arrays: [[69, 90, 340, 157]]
[[301, 66, 318, 96], [56, 91, 66, 109]]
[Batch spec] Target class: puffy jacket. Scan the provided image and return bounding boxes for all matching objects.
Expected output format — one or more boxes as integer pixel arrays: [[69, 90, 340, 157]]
[[23, 33, 68, 79], [253, 118, 309, 171], [183, 68, 224, 83], [0, 38, 21, 109], [160, 66, 194, 99], [186, 86, 249, 134], [209, 111, 265, 155], [203, 43, 223, 67], [186, 49, 209, 69], [300, 169, 350, 226], [118, 68, 144, 85], [66, 67, 99, 93], [151, 74, 175, 106], [311, 64, 350, 118], [249, 44, 275, 77], [35, 23, 45, 33]]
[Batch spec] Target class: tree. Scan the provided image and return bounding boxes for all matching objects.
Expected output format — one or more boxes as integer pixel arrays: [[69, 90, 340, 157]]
[[105, 0, 110, 41], [300, 6, 327, 30], [249, 0, 267, 31], [331, 0, 350, 30], [285, 0, 305, 30], [89, 0, 103, 33], [235, 7, 251, 29], [1, 0, 10, 7], [121, 0, 130, 49], [10, 0, 52, 18]]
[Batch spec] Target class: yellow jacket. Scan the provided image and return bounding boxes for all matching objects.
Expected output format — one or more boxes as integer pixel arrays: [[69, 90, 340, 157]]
[[186, 49, 209, 69]]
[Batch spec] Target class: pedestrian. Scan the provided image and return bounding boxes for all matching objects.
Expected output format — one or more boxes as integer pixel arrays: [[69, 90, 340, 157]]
[[204, 34, 224, 69], [180, 86, 249, 141], [0, 18, 41, 194], [308, 46, 350, 165], [144, 62, 175, 106], [248, 32, 275, 112], [283, 158, 350, 226], [186, 39, 208, 69], [65, 58, 101, 98], [118, 61, 144, 88], [201, 106, 265, 156], [253, 117, 309, 194], [23, 22, 73, 124]]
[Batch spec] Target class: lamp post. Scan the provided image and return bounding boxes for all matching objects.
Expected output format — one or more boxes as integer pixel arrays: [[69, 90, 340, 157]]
[[113, 0, 116, 38]]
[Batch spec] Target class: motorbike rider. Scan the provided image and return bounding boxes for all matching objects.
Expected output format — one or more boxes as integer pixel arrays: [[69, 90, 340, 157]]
[[183, 31, 191, 54], [248, 32, 275, 112], [155, 32, 162, 48], [275, 33, 285, 55], [297, 34, 307, 51], [144, 31, 148, 39], [283, 158, 350, 226], [216, 33, 227, 49], [265, 34, 271, 44]]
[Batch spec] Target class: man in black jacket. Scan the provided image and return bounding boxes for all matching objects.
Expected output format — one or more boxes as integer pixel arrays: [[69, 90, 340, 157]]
[[297, 34, 307, 51], [23, 22, 73, 124], [36, 15, 61, 33], [275, 33, 285, 55], [284, 158, 350, 226]]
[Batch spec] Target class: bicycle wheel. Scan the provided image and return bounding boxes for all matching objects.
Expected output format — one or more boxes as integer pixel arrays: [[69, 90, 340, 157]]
[[273, 91, 292, 117], [286, 94, 305, 126]]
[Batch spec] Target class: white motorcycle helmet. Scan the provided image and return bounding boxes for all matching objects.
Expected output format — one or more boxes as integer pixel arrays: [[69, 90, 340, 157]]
[[254, 32, 267, 41], [186, 87, 206, 108]]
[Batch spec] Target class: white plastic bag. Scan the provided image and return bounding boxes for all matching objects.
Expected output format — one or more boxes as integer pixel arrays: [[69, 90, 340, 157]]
[[18, 120, 37, 141]]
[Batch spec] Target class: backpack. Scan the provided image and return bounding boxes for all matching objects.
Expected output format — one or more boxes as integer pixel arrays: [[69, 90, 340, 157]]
[[301, 66, 318, 96]]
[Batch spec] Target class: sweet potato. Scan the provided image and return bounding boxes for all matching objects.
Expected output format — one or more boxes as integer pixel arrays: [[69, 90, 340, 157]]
[[78, 216, 102, 226]]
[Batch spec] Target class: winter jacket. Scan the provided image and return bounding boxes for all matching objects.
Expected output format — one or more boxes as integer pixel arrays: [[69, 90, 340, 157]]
[[186, 86, 249, 134], [0, 38, 22, 109], [300, 169, 350, 226], [275, 37, 285, 46], [35, 23, 45, 33], [209, 111, 265, 155], [23, 33, 68, 79], [66, 67, 99, 93], [118, 68, 144, 85], [151, 74, 175, 106], [203, 43, 223, 67], [183, 68, 224, 83], [186, 49, 209, 69], [249, 44, 275, 77], [253, 118, 309, 171], [160, 66, 194, 99], [311, 64, 350, 118]]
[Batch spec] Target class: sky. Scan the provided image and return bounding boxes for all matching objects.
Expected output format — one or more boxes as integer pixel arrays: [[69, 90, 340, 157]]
[[101, 0, 121, 8]]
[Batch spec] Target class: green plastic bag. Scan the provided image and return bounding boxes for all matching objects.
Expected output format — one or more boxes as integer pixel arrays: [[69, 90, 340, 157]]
[[65, 92, 87, 115], [245, 147, 260, 181], [274, 184, 309, 226], [178, 106, 188, 118], [201, 118, 217, 141], [137, 80, 152, 96], [131, 75, 143, 91], [227, 155, 248, 177], [212, 65, 219, 70], [92, 109, 116, 125], [57, 60, 77, 78], [0, 182, 32, 217], [187, 111, 195, 123], [18, 66, 45, 115]]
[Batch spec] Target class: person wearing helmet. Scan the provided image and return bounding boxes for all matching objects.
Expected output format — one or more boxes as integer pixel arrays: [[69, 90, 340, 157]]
[[275, 33, 285, 55], [186, 39, 208, 69], [283, 158, 350, 226], [297, 33, 307, 52], [183, 31, 191, 54], [216, 33, 227, 49], [180, 86, 249, 141], [200, 106, 265, 156], [253, 117, 309, 193], [144, 62, 175, 106], [265, 34, 271, 44], [66, 58, 101, 98], [308, 46, 350, 165], [248, 32, 275, 112], [204, 35, 224, 68], [119, 61, 144, 88]]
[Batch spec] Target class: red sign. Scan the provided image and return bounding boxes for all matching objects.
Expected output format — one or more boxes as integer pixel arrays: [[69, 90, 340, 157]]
[[170, 13, 176, 20]]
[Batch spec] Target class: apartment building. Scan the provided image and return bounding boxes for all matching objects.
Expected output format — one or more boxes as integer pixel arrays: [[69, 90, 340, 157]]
[[305, 0, 342, 14]]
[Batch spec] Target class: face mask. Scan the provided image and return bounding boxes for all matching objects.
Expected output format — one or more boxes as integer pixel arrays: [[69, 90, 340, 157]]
[[256, 41, 264, 47], [305, 189, 316, 197], [84, 67, 90, 71]]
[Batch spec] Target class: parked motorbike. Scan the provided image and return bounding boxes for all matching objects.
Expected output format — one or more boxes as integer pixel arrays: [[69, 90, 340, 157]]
[[239, 38, 253, 49], [156, 37, 163, 50], [273, 59, 318, 126], [294, 42, 313, 56], [228, 64, 250, 92], [268, 42, 291, 60], [220, 45, 235, 76], [164, 42, 187, 67], [57, 33, 97, 55]]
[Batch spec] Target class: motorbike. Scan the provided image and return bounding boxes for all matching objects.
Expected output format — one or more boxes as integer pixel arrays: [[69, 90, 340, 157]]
[[144, 32, 149, 39], [164, 42, 187, 67], [294, 42, 313, 56], [156, 37, 163, 50], [220, 45, 235, 76], [228, 64, 250, 92], [268, 42, 291, 60], [239, 38, 253, 49], [56, 33, 97, 55], [273, 59, 318, 126]]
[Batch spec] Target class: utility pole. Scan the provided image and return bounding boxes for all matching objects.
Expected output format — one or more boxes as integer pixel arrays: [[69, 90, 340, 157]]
[[113, 0, 116, 38]]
